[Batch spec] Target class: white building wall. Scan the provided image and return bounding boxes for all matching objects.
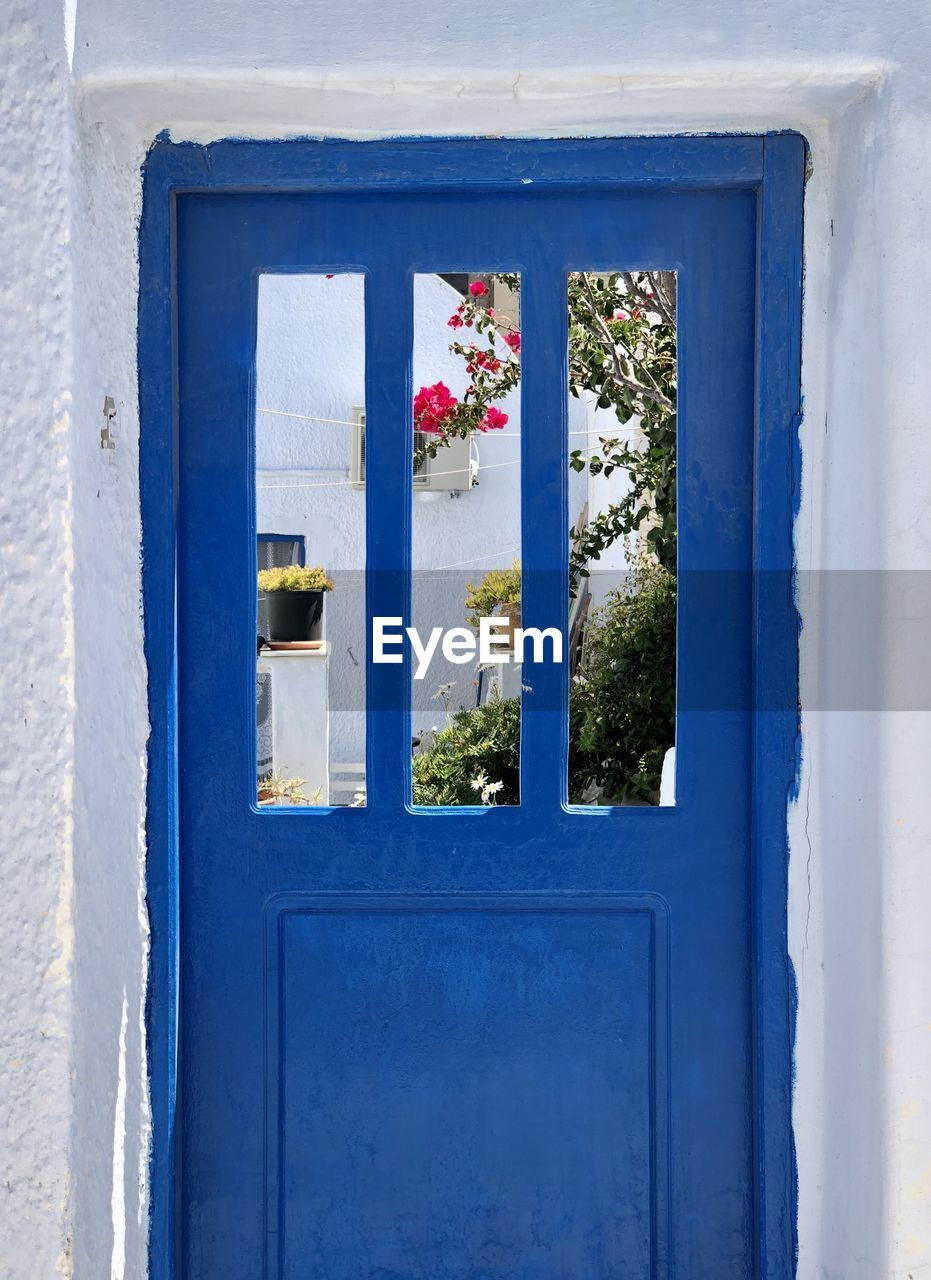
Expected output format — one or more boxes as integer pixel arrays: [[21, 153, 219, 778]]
[[65, 63, 153, 1280], [256, 272, 368, 772], [0, 0, 928, 1275], [410, 273, 523, 726], [0, 4, 76, 1275], [257, 271, 589, 760]]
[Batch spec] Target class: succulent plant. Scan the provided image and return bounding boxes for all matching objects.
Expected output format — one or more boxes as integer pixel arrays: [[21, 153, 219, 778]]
[[257, 565, 333, 593]]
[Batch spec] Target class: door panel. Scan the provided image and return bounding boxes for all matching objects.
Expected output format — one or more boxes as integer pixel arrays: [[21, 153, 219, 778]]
[[268, 896, 664, 1279], [177, 178, 758, 1277]]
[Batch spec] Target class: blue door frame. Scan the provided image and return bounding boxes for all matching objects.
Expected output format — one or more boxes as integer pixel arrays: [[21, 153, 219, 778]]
[[139, 135, 803, 1278]]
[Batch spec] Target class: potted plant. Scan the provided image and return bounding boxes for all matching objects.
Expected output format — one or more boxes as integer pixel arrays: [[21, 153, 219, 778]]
[[465, 560, 521, 644], [258, 565, 334, 642]]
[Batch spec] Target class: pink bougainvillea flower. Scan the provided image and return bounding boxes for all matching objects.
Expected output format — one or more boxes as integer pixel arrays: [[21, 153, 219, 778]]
[[447, 313, 464, 329], [413, 381, 459, 434], [503, 331, 521, 353], [487, 307, 497, 318], [613, 310, 627, 321], [469, 281, 488, 297], [469, 349, 501, 374], [479, 406, 508, 431]]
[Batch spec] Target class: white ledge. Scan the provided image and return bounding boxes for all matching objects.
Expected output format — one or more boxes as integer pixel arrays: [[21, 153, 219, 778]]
[[258, 642, 331, 659], [75, 62, 888, 144]]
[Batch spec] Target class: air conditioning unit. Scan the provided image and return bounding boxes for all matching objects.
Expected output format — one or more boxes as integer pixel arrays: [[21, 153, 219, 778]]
[[351, 407, 476, 492]]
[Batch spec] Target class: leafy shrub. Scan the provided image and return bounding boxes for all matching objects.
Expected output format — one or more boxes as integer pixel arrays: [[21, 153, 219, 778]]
[[569, 562, 675, 804], [412, 562, 675, 807], [257, 565, 333, 593], [412, 696, 521, 806], [464, 561, 521, 630]]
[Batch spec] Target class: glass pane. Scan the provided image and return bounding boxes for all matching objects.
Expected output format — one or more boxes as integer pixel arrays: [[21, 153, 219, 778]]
[[567, 271, 677, 807], [254, 272, 366, 807], [409, 273, 522, 807]]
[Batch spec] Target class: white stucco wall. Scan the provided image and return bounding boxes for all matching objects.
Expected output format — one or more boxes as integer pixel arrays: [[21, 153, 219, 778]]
[[70, 100, 151, 1280], [0, 7, 151, 1278], [1, 0, 929, 1275], [0, 4, 76, 1275]]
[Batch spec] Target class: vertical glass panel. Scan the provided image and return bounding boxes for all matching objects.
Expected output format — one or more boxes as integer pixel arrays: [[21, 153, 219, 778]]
[[254, 273, 366, 807], [567, 271, 677, 807], [410, 273, 522, 807]]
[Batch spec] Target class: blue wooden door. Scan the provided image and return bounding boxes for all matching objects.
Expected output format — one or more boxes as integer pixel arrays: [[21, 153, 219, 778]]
[[167, 139, 801, 1279]]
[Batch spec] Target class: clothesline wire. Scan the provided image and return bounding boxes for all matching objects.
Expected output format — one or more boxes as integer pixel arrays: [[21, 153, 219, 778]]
[[257, 406, 640, 438], [259, 408, 360, 426], [428, 547, 520, 570], [257, 458, 519, 491]]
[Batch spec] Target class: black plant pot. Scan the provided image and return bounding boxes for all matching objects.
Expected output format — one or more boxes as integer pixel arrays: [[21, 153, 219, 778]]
[[265, 590, 326, 642]]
